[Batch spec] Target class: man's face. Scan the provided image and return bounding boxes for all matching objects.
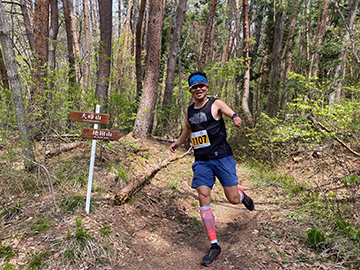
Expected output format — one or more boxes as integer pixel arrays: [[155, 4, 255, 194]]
[[190, 84, 209, 100]]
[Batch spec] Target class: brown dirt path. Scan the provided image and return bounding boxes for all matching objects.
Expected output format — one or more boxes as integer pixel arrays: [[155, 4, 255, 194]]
[[90, 153, 326, 270], [1, 138, 342, 269]]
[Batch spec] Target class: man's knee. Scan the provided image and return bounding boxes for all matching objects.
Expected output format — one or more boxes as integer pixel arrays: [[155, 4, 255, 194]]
[[228, 195, 240, 204]]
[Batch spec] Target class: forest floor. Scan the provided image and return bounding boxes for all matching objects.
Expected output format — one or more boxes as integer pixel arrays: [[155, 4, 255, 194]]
[[0, 134, 358, 269]]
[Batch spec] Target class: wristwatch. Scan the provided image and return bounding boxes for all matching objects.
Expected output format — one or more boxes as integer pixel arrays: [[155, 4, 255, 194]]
[[232, 113, 239, 119]]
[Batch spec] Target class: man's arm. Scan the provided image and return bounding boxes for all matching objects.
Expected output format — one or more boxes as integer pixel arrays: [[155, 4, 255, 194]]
[[213, 99, 242, 128], [170, 109, 192, 153]]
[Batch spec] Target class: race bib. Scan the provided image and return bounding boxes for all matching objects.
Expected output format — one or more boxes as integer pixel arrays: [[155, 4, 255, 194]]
[[191, 130, 211, 149]]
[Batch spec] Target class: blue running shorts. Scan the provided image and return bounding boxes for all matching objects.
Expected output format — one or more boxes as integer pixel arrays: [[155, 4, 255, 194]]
[[191, 156, 238, 189]]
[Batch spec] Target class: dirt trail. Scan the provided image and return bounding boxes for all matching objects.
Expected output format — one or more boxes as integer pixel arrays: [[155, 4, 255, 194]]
[[1, 138, 341, 269], [91, 153, 322, 270]]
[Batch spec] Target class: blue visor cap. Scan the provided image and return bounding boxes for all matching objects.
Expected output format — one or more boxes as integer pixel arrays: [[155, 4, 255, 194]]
[[189, 75, 208, 89]]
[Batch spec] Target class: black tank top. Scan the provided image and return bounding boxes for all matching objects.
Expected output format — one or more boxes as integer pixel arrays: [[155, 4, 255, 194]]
[[187, 97, 233, 160]]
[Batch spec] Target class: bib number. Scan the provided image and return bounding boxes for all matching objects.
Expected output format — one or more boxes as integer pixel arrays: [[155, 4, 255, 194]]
[[191, 130, 210, 149]]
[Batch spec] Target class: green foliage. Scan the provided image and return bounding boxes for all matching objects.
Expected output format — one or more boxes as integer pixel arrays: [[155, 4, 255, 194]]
[[235, 71, 360, 165], [110, 162, 128, 181], [67, 218, 93, 245], [107, 91, 137, 133], [27, 251, 45, 270], [29, 218, 52, 234], [341, 175, 360, 187], [60, 195, 84, 212], [307, 228, 326, 251], [100, 225, 112, 237], [0, 244, 14, 262], [239, 113, 315, 164], [1, 263, 14, 270], [336, 220, 360, 243]]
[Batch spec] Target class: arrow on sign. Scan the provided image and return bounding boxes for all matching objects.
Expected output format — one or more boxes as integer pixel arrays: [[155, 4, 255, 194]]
[[82, 128, 123, 141], [68, 111, 110, 124]]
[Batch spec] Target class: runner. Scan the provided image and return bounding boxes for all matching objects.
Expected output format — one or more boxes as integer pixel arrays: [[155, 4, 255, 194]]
[[170, 70, 255, 267]]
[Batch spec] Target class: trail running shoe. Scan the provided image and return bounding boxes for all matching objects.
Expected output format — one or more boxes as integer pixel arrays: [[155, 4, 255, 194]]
[[202, 244, 222, 267], [239, 188, 255, 211]]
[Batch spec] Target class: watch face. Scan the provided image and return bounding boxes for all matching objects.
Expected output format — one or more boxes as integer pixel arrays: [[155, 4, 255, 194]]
[[232, 114, 238, 119]]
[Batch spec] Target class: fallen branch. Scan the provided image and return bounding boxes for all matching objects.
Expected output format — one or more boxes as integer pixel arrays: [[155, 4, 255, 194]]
[[114, 147, 192, 204], [46, 142, 85, 157], [307, 114, 360, 157]]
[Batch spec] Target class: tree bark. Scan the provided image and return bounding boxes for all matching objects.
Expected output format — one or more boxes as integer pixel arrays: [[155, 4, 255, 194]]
[[0, 0, 35, 171], [48, 0, 58, 71], [31, 0, 49, 108], [20, 0, 35, 52], [198, 0, 217, 71], [329, 0, 358, 106], [135, 0, 147, 101], [95, 0, 113, 112], [241, 0, 253, 126], [83, 0, 91, 88], [309, 0, 330, 78], [133, 0, 164, 138], [266, 11, 286, 118], [63, 0, 81, 83], [162, 0, 187, 108], [0, 47, 9, 90], [62, 0, 76, 88], [160, 1, 175, 106], [280, 0, 300, 111]]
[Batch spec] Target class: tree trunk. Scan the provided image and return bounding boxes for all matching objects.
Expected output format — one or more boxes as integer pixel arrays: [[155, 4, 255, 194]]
[[241, 0, 253, 126], [198, 0, 217, 71], [117, 0, 133, 91], [95, 0, 113, 113], [20, 0, 35, 52], [309, 0, 330, 78], [62, 0, 76, 88], [48, 0, 58, 71], [0, 0, 35, 171], [160, 1, 175, 106], [234, 0, 241, 109], [133, 0, 164, 138], [280, 0, 299, 111], [63, 0, 81, 83], [135, 0, 147, 101], [162, 0, 187, 108], [252, 4, 264, 63], [31, 0, 49, 108], [329, 0, 358, 106], [0, 47, 9, 90], [266, 11, 286, 118], [83, 0, 91, 88]]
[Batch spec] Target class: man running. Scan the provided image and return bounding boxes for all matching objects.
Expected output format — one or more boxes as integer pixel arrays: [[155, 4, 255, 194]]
[[170, 70, 255, 267]]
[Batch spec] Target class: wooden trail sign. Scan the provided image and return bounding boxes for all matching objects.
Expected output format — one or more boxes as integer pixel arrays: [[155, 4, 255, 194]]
[[82, 128, 123, 141], [69, 106, 122, 214], [68, 111, 109, 124]]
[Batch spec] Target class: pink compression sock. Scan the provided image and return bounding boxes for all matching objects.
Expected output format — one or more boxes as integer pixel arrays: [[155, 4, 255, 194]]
[[200, 206, 218, 244], [238, 187, 244, 203]]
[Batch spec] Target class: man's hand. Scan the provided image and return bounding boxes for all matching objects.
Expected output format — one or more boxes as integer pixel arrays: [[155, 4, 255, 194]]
[[233, 116, 242, 127], [170, 141, 180, 153]]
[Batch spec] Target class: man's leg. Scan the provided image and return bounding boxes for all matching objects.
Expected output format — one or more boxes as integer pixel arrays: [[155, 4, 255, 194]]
[[196, 185, 217, 243], [223, 185, 255, 211], [196, 186, 222, 266]]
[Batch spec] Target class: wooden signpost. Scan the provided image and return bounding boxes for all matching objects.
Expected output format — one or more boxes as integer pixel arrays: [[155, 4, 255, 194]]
[[68, 111, 110, 124], [82, 128, 123, 141], [68, 105, 123, 214]]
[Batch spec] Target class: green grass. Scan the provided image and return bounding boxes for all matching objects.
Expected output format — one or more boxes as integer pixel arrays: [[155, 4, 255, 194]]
[[60, 195, 84, 212], [29, 217, 52, 234], [246, 162, 360, 262], [27, 251, 46, 270]]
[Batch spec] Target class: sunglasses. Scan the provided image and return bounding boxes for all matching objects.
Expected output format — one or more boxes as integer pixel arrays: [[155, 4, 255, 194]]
[[191, 84, 206, 90]]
